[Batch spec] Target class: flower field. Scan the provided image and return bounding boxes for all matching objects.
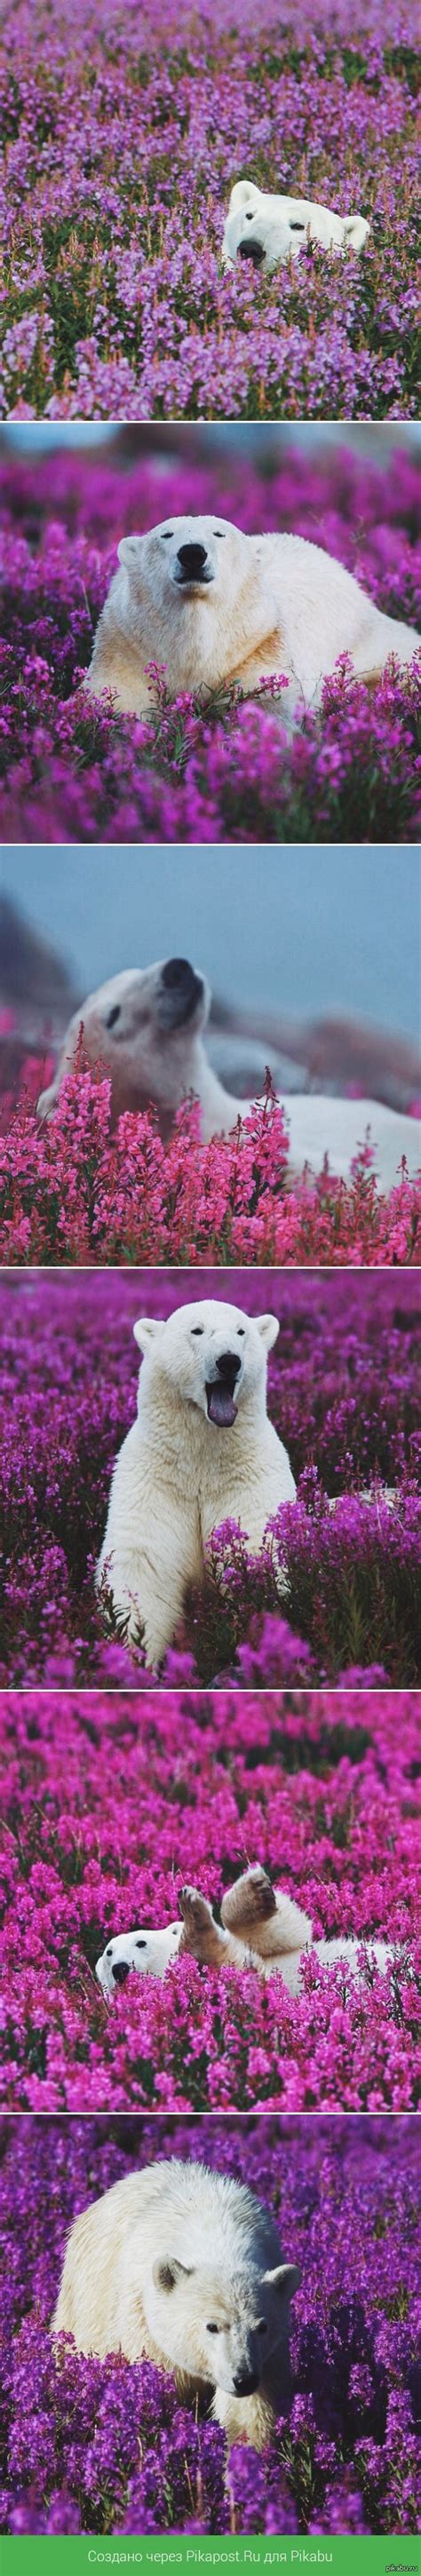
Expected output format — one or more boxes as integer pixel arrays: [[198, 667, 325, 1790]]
[[0, 0, 419, 422], [1, 1270, 419, 1687], [0, 2115, 419, 2532], [0, 1688, 419, 2113], [2, 1066, 420, 1267], [1, 436, 420, 844]]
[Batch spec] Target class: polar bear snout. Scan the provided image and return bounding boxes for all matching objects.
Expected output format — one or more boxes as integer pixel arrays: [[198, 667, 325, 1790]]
[[159, 957, 206, 1030], [174, 540, 214, 588], [112, 1959, 131, 1986], [232, 2358, 260, 2395], [238, 234, 266, 266]]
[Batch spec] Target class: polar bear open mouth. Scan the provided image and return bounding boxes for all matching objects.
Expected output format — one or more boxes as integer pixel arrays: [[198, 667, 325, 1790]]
[[205, 1372, 239, 1427]]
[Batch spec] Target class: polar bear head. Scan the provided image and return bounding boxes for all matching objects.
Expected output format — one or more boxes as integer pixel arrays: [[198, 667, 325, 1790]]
[[117, 515, 253, 614], [36, 956, 209, 1129], [224, 179, 369, 272], [96, 1922, 182, 1997], [133, 1298, 280, 1428], [146, 2246, 300, 2396]]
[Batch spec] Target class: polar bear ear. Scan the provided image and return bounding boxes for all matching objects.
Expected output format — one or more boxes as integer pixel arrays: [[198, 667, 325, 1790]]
[[343, 214, 369, 251], [229, 178, 260, 213], [153, 2257, 194, 2292], [117, 535, 144, 568], [263, 2262, 301, 2297], [256, 1313, 280, 1351], [133, 1317, 165, 1353]]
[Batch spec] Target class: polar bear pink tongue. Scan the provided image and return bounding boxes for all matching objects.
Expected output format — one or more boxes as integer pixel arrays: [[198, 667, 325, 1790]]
[[207, 1384, 238, 1427]]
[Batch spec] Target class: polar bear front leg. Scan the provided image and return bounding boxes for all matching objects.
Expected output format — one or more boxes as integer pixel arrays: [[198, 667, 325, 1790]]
[[179, 1884, 229, 1967], [99, 1550, 187, 1672]]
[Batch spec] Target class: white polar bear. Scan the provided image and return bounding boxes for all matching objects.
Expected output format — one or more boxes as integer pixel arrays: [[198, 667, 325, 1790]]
[[96, 1298, 295, 1670], [36, 956, 224, 1138], [95, 1865, 394, 2000], [222, 178, 369, 273], [36, 952, 421, 1195], [52, 2156, 300, 2451], [84, 514, 419, 727]]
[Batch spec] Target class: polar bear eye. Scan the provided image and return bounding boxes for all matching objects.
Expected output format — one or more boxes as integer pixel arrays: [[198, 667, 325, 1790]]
[[161, 531, 173, 539], [213, 530, 226, 538], [191, 1326, 204, 1336], [237, 1328, 244, 1336], [290, 222, 305, 232], [135, 1938, 147, 1949], [245, 212, 254, 222], [206, 2322, 220, 2334], [106, 1005, 121, 1029]]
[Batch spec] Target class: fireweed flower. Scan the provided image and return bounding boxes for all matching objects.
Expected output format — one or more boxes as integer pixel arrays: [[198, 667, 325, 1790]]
[[0, 441, 420, 843], [0, 1066, 419, 1267], [0, 0, 419, 423], [0, 2115, 419, 2532]]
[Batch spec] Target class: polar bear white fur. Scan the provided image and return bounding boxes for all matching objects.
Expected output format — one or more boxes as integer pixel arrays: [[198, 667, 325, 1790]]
[[52, 2156, 300, 2450], [84, 514, 419, 727], [96, 1299, 295, 1670], [36, 952, 421, 1195], [96, 1921, 183, 1995], [95, 1865, 394, 2000], [222, 178, 369, 273], [36, 956, 225, 1138]]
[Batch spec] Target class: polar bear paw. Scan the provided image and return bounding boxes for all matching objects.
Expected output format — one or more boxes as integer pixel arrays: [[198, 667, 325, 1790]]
[[179, 1884, 215, 1932]]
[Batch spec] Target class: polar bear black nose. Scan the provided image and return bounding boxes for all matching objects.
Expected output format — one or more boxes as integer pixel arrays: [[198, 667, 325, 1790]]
[[233, 2368, 259, 2395], [112, 1960, 131, 1986], [238, 239, 265, 266], [162, 958, 196, 990], [177, 543, 208, 575], [216, 1351, 242, 1380]]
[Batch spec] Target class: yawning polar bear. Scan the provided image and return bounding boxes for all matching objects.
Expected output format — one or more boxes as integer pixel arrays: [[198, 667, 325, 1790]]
[[223, 179, 370, 272], [95, 1864, 394, 2000], [96, 1299, 295, 1669], [84, 515, 419, 726], [52, 2156, 299, 2450], [36, 953, 421, 1196]]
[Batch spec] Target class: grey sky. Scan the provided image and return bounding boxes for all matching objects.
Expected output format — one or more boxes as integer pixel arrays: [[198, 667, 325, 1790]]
[[2, 844, 420, 1039]]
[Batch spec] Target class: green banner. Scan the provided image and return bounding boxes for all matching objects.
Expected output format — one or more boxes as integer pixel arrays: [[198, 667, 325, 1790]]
[[0, 2540, 418, 2576]]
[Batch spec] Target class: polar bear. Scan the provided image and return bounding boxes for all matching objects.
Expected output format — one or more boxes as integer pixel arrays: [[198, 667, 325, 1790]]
[[52, 2156, 300, 2451], [222, 179, 369, 273], [95, 1865, 394, 2000], [36, 956, 226, 1137], [96, 1299, 295, 1669], [36, 951, 421, 1195], [84, 515, 419, 727]]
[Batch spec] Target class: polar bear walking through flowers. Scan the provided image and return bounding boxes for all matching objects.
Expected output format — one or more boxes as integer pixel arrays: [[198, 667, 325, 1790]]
[[96, 1299, 295, 1669], [52, 2156, 300, 2452]]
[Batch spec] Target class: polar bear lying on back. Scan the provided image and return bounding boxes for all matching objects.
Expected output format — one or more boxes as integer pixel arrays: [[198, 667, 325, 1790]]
[[84, 515, 419, 727], [223, 178, 369, 272], [96, 1864, 394, 1999], [36, 951, 421, 1194], [52, 2156, 299, 2451], [96, 1299, 295, 1669]]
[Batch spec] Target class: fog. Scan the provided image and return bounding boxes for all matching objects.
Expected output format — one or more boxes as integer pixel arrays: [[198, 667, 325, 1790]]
[[2, 844, 420, 1039]]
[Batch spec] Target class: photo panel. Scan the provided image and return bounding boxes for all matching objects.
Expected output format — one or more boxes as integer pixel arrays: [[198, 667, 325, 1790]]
[[1, 423, 420, 849], [1, 1685, 418, 2116], [1, 2113, 419, 2536], [1, 840, 420, 1268], [1, 1266, 419, 1689]]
